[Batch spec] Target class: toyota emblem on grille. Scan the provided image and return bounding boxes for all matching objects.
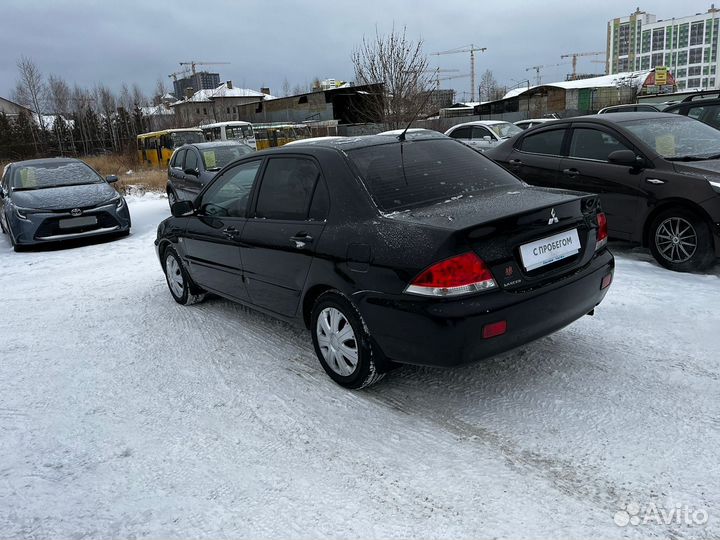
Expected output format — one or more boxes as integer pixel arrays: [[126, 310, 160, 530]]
[[547, 208, 559, 225], [70, 208, 82, 217]]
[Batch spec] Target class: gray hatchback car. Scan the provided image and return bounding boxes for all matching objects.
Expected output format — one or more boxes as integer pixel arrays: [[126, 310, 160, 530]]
[[166, 141, 254, 206]]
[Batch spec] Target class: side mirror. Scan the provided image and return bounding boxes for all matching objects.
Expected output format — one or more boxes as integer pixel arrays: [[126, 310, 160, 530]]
[[608, 149, 644, 168], [184, 168, 199, 176], [171, 200, 195, 217], [482, 135, 492, 141], [105, 174, 119, 183]]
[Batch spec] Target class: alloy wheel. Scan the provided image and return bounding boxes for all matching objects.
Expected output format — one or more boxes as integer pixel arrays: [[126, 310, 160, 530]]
[[316, 307, 359, 376], [165, 254, 184, 297], [655, 217, 697, 263]]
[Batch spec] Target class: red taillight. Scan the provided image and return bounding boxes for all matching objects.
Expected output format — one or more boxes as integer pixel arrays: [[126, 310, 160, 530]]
[[596, 212, 608, 250], [601, 272, 613, 290], [405, 252, 497, 297], [482, 320, 507, 339]]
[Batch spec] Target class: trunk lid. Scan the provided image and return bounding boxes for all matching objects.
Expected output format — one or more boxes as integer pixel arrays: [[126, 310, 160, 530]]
[[384, 186, 601, 289]]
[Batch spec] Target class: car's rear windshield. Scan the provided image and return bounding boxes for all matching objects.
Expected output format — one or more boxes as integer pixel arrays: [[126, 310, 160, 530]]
[[200, 145, 253, 170], [346, 138, 521, 211], [11, 162, 102, 190]]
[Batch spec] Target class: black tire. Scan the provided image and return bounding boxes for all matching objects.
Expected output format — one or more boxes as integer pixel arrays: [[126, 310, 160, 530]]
[[162, 246, 206, 305], [310, 290, 384, 389], [649, 208, 715, 272]]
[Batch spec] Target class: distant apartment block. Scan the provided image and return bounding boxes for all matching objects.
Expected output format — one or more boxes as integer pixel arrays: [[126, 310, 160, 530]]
[[607, 6, 720, 90], [172, 71, 221, 99]]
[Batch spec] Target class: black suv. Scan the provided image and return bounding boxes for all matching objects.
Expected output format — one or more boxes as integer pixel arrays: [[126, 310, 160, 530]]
[[486, 112, 720, 272], [664, 91, 720, 130]]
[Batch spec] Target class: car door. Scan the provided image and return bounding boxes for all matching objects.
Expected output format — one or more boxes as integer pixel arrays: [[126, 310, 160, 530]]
[[241, 155, 329, 318], [168, 148, 187, 197], [181, 159, 263, 301], [558, 124, 647, 238], [183, 148, 204, 198], [504, 125, 569, 188], [471, 126, 498, 151]]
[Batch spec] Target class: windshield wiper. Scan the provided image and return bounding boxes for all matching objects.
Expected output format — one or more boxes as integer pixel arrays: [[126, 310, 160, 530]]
[[666, 155, 711, 161]]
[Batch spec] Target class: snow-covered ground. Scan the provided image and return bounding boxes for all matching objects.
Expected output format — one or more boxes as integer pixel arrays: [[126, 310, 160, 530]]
[[1, 195, 718, 539]]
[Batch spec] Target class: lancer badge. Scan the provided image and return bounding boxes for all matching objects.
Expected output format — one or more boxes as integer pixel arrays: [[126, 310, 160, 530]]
[[547, 208, 558, 225], [70, 208, 83, 217]]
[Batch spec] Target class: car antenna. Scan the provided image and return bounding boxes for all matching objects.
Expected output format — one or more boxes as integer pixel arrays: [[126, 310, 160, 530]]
[[398, 71, 437, 142]]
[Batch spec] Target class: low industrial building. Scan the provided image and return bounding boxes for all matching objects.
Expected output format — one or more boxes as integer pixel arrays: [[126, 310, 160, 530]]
[[0, 96, 34, 119], [171, 82, 275, 127], [472, 69, 676, 120]]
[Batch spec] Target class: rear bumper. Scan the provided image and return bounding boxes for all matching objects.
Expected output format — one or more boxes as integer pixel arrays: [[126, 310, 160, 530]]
[[356, 250, 614, 367]]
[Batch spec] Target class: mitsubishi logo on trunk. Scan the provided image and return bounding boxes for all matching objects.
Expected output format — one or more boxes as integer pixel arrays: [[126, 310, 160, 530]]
[[547, 208, 559, 225], [70, 208, 82, 217]]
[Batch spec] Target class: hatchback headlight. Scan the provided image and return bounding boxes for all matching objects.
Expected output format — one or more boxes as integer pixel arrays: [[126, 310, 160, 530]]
[[116, 196, 125, 210]]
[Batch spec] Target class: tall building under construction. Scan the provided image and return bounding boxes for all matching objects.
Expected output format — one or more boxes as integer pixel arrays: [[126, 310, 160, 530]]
[[607, 6, 720, 90], [172, 71, 221, 99]]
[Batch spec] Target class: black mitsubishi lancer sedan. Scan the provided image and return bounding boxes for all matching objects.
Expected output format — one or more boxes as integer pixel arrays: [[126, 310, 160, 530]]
[[1, 158, 131, 251], [155, 132, 614, 389]]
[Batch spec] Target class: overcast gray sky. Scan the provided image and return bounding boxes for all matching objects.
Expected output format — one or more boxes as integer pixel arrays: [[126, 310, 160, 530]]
[[0, 0, 714, 103]]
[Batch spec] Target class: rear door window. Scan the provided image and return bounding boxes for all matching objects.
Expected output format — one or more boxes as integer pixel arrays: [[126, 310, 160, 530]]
[[254, 157, 320, 220], [346, 139, 521, 211], [448, 126, 471, 139], [519, 129, 566, 156]]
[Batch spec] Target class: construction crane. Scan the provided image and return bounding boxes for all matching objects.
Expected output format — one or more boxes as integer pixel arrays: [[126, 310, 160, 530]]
[[179, 61, 231, 75], [432, 45, 488, 102], [560, 51, 605, 80], [525, 62, 568, 85], [168, 68, 191, 82], [407, 68, 461, 88]]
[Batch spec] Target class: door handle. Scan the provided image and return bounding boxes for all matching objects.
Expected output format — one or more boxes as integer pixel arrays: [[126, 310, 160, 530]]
[[509, 159, 522, 169], [562, 168, 579, 178], [290, 233, 313, 248], [222, 226, 240, 238]]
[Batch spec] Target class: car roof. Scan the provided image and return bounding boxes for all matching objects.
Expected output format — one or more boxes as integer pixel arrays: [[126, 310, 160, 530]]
[[562, 112, 682, 124], [186, 141, 247, 149], [664, 98, 720, 111], [451, 120, 508, 128], [9, 157, 83, 168], [263, 131, 449, 152]]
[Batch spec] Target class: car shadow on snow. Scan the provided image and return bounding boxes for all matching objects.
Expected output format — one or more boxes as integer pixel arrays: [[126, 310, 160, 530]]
[[607, 240, 720, 277]]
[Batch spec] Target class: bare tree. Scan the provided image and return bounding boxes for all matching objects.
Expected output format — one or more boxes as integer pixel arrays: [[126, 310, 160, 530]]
[[478, 69, 506, 102], [47, 75, 73, 153], [12, 55, 48, 153], [154, 77, 168, 103], [281, 77, 291, 97], [131, 83, 145, 107], [351, 26, 434, 128]]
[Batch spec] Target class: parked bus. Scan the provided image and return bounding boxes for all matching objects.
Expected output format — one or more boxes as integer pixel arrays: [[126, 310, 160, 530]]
[[253, 123, 312, 150], [137, 128, 205, 168], [200, 121, 256, 150]]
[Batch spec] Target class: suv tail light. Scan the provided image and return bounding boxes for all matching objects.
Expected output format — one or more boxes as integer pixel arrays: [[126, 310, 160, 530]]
[[405, 252, 497, 297], [595, 212, 608, 251]]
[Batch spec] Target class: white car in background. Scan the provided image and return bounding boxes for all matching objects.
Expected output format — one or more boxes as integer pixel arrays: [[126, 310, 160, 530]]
[[444, 120, 522, 151]]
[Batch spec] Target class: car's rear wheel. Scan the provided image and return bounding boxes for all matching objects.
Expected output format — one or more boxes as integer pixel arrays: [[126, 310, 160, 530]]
[[649, 208, 715, 272], [163, 247, 206, 305], [310, 291, 384, 389]]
